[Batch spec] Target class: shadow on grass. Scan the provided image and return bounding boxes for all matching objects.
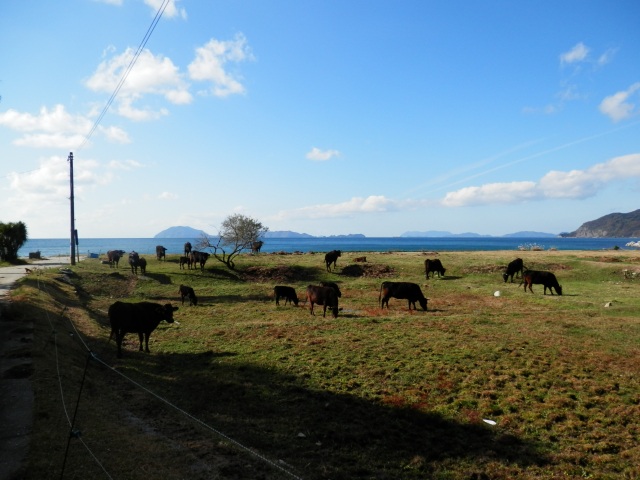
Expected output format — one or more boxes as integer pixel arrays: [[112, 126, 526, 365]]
[[102, 349, 549, 480]]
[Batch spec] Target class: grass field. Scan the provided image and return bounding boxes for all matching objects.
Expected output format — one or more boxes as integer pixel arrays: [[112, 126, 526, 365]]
[[7, 249, 640, 479]]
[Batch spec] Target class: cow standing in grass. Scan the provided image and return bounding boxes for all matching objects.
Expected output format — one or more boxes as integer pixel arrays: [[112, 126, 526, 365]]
[[274, 286, 298, 306], [522, 270, 563, 295], [305, 285, 339, 318], [503, 258, 524, 283], [178, 285, 198, 306], [190, 251, 210, 272], [425, 259, 446, 279], [184, 242, 192, 257], [379, 281, 428, 311], [107, 249, 126, 268], [108, 301, 178, 358], [156, 245, 167, 261], [325, 250, 342, 272]]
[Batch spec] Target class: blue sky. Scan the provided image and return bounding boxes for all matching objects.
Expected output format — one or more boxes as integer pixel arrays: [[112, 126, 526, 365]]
[[1, 0, 639, 238]]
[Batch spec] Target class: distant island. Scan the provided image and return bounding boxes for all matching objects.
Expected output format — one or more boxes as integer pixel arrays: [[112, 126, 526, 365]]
[[560, 209, 640, 237]]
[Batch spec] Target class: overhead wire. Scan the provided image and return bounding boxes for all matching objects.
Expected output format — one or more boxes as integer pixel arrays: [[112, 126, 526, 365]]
[[77, 0, 171, 151]]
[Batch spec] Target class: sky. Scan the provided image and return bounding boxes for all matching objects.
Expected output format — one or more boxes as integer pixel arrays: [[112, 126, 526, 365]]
[[1, 0, 639, 239]]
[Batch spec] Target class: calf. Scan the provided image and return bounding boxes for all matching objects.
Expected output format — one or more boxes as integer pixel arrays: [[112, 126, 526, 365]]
[[108, 301, 178, 358], [107, 249, 126, 268], [274, 285, 298, 306], [179, 256, 192, 270], [379, 281, 428, 311], [190, 251, 210, 272], [522, 270, 563, 295], [128, 251, 141, 274], [138, 257, 147, 275], [354, 256, 367, 263], [503, 258, 524, 283], [325, 250, 342, 272], [425, 258, 446, 278], [178, 285, 198, 306], [305, 285, 339, 318], [156, 245, 167, 261]]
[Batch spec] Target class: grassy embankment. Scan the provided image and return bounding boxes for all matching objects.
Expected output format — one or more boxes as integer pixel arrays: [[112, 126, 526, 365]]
[[8, 249, 640, 479]]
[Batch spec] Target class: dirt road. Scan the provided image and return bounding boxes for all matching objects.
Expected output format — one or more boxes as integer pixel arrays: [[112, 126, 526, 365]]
[[0, 256, 74, 479]]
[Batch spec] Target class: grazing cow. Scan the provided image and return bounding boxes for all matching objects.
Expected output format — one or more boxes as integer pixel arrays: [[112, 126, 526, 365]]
[[522, 270, 563, 295], [379, 281, 428, 311], [325, 250, 342, 272], [274, 285, 298, 306], [305, 285, 339, 318], [251, 241, 264, 253], [179, 256, 192, 270], [178, 285, 198, 306], [128, 251, 141, 274], [190, 251, 210, 272], [503, 258, 525, 283], [425, 258, 446, 279], [184, 242, 192, 257], [156, 245, 167, 261], [108, 301, 178, 358], [354, 256, 367, 263], [107, 249, 126, 268], [138, 257, 147, 275]]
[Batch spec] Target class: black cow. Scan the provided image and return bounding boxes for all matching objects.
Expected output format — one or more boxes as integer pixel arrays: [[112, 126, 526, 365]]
[[274, 285, 298, 306], [190, 251, 210, 271], [138, 257, 147, 275], [108, 301, 178, 358], [320, 280, 342, 298], [184, 242, 192, 257], [325, 250, 342, 272], [503, 258, 525, 283], [178, 285, 198, 306], [251, 241, 264, 253], [179, 256, 192, 270], [305, 285, 339, 318], [107, 249, 126, 268], [379, 281, 428, 311], [522, 270, 563, 295], [156, 245, 167, 261], [128, 251, 141, 274], [425, 259, 446, 279]]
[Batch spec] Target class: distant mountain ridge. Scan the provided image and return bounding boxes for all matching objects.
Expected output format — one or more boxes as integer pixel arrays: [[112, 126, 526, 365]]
[[561, 209, 640, 237], [154, 226, 210, 238]]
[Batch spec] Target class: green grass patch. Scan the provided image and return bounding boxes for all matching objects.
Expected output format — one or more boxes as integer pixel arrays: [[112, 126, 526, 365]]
[[8, 249, 640, 479]]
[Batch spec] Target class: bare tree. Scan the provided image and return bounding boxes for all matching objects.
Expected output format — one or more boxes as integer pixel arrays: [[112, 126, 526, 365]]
[[196, 214, 268, 270]]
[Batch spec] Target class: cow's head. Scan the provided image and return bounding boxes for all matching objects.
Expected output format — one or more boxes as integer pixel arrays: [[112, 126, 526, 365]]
[[502, 273, 509, 282], [419, 297, 428, 311], [161, 304, 179, 322]]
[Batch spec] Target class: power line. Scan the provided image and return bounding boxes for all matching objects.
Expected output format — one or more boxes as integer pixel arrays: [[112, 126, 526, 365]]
[[78, 0, 171, 151]]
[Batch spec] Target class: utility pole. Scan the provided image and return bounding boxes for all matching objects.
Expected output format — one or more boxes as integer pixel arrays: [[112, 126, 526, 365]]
[[68, 152, 76, 265]]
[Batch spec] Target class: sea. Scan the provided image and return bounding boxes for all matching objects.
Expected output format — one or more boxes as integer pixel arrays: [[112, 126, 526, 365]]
[[18, 236, 640, 259]]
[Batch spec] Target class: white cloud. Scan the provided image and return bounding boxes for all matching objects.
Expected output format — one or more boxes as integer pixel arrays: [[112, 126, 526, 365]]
[[442, 153, 640, 206], [272, 195, 429, 220], [560, 42, 589, 65], [599, 83, 640, 122], [306, 147, 341, 161], [144, 0, 187, 19], [188, 34, 254, 97], [0, 104, 123, 148], [85, 48, 192, 120], [158, 191, 178, 200]]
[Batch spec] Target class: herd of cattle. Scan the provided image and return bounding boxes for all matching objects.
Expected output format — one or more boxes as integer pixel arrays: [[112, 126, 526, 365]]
[[105, 246, 564, 357]]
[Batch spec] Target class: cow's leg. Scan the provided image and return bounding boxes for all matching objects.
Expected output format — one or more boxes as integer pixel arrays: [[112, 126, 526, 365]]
[[137, 333, 144, 351], [310, 302, 315, 315], [322, 304, 327, 317], [143, 333, 151, 353]]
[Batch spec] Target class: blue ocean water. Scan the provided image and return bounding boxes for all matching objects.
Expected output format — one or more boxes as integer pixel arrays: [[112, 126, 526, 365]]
[[18, 236, 639, 259]]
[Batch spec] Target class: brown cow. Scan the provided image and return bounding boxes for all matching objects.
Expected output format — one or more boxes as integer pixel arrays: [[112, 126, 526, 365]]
[[325, 250, 342, 272], [107, 249, 126, 268], [156, 245, 167, 261], [379, 281, 428, 311], [305, 285, 339, 318], [522, 270, 563, 295], [179, 256, 192, 270]]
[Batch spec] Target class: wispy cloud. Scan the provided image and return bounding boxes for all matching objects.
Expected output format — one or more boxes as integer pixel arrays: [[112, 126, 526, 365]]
[[188, 34, 254, 97], [599, 82, 640, 122], [306, 147, 341, 161], [144, 0, 187, 19], [442, 153, 640, 206], [560, 42, 590, 65]]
